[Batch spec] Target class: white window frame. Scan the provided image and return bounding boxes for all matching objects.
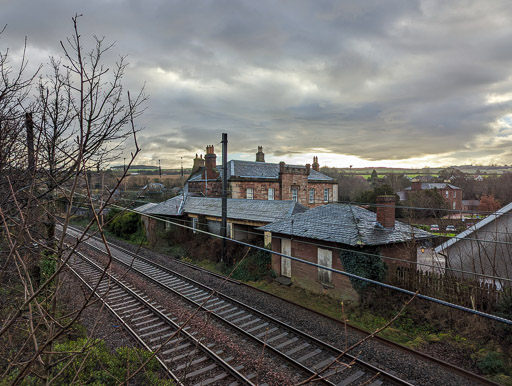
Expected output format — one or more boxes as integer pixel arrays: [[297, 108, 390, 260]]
[[291, 187, 298, 202], [323, 188, 329, 202], [445, 191, 449, 198], [268, 188, 274, 200], [247, 187, 254, 200], [309, 188, 315, 204], [453, 191, 457, 198], [192, 217, 198, 234]]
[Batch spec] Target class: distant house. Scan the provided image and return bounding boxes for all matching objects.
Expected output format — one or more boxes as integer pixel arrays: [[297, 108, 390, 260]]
[[185, 146, 337, 208], [434, 202, 512, 287], [259, 196, 432, 300], [462, 199, 480, 212], [399, 181, 463, 210], [135, 196, 307, 245], [141, 182, 165, 193]]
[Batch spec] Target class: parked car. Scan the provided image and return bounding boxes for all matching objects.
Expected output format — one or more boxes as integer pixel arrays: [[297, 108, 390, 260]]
[[430, 224, 439, 231], [446, 225, 456, 232]]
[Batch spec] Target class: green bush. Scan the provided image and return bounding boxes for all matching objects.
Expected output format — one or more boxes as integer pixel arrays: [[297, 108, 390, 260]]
[[39, 253, 57, 286], [477, 351, 506, 375], [231, 248, 271, 282], [106, 209, 145, 243], [339, 249, 387, 294], [50, 338, 171, 385]]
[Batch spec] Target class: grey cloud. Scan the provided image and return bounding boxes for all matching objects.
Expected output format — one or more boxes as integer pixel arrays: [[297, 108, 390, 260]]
[[2, 0, 512, 166]]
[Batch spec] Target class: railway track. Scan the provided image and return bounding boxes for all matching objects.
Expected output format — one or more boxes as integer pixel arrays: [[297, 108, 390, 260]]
[[64, 225, 411, 385], [66, 249, 259, 385]]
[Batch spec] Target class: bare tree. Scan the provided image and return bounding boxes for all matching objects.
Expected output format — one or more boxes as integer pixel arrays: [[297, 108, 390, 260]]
[[0, 16, 147, 383]]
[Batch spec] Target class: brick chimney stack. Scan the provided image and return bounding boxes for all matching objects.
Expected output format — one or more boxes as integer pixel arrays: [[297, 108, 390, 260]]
[[411, 179, 422, 191], [376, 195, 396, 229], [256, 146, 265, 162], [204, 145, 217, 179], [192, 153, 205, 174], [312, 156, 320, 172]]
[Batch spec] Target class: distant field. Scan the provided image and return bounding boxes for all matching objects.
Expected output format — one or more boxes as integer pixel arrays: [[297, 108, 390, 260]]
[[125, 174, 184, 181], [330, 166, 512, 176]]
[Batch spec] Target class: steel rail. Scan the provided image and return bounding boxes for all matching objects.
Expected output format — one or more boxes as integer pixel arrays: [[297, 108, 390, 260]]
[[64, 225, 412, 386], [65, 248, 255, 386], [68, 225, 498, 386]]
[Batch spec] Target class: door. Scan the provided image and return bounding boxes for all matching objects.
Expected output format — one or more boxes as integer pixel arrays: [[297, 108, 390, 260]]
[[318, 248, 332, 284], [281, 239, 291, 278]]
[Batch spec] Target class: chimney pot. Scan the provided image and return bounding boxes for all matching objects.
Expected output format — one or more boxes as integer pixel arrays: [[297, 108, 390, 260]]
[[312, 156, 320, 172]]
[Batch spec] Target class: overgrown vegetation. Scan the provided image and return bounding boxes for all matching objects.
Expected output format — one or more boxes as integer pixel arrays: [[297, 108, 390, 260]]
[[1, 338, 172, 385], [229, 248, 271, 281], [106, 209, 146, 244], [339, 249, 387, 295]]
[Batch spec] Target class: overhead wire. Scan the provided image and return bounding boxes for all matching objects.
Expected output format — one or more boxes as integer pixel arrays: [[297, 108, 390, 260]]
[[69, 189, 512, 247], [62, 189, 512, 326]]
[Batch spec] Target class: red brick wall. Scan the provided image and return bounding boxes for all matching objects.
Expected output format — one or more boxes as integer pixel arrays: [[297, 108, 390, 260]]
[[271, 236, 358, 301], [188, 174, 336, 208], [440, 188, 462, 211], [405, 186, 463, 211], [306, 181, 337, 208], [279, 166, 309, 203], [187, 180, 222, 197], [270, 234, 420, 301], [230, 181, 280, 200]]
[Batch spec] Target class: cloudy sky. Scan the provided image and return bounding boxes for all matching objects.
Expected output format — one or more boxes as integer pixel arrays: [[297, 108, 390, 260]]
[[2, 0, 512, 169]]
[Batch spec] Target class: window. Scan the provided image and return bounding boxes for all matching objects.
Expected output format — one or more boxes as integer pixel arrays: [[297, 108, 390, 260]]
[[318, 248, 332, 284], [192, 218, 198, 234], [165, 221, 171, 230], [445, 191, 449, 198], [268, 188, 274, 200], [324, 188, 329, 202], [247, 187, 254, 200], [453, 202, 456, 210], [453, 191, 457, 198], [309, 188, 315, 203], [291, 187, 298, 202]]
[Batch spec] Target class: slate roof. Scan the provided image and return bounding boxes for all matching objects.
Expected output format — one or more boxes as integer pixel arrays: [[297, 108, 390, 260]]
[[135, 196, 185, 216], [435, 201, 512, 253], [137, 195, 307, 223], [259, 203, 432, 246], [133, 202, 158, 214], [404, 183, 461, 190], [187, 160, 334, 182]]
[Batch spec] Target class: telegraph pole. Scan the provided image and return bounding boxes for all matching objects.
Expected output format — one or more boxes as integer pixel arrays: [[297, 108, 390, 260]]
[[221, 133, 228, 263]]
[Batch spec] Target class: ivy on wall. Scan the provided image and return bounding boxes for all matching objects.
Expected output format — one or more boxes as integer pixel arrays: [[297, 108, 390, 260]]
[[339, 249, 387, 294]]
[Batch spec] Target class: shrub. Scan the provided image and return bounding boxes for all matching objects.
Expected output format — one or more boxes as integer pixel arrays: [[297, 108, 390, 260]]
[[477, 351, 506, 375], [339, 249, 387, 294], [106, 209, 145, 243], [231, 248, 271, 282], [50, 338, 171, 385]]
